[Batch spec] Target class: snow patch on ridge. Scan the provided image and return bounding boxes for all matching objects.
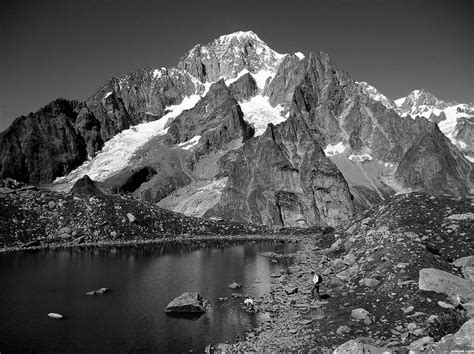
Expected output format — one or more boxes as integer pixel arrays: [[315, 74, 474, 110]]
[[240, 95, 287, 136], [177, 135, 201, 150], [324, 142, 346, 156], [295, 52, 305, 59], [349, 153, 373, 162], [54, 95, 202, 186]]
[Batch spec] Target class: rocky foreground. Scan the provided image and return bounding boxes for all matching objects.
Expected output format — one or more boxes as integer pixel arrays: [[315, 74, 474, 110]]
[[214, 192, 473, 352], [1, 178, 473, 352]]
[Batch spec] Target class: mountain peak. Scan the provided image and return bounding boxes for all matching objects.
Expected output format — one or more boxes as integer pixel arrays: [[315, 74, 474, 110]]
[[217, 30, 261, 43]]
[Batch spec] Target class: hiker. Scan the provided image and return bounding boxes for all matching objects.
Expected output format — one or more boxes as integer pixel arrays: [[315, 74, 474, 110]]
[[244, 297, 256, 312], [311, 272, 323, 300]]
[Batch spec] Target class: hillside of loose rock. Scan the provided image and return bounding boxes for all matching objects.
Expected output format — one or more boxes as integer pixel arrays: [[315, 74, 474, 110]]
[[0, 178, 313, 252], [216, 192, 473, 352]]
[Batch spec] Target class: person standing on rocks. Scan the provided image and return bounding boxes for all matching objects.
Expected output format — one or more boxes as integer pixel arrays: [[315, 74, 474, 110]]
[[311, 272, 323, 300]]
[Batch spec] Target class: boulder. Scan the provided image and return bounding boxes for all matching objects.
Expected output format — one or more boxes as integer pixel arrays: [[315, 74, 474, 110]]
[[285, 285, 298, 295], [430, 318, 474, 352], [70, 175, 103, 196], [408, 336, 434, 351], [165, 292, 206, 313], [453, 255, 474, 268], [447, 213, 474, 221], [228, 282, 241, 289], [351, 308, 372, 324], [419, 268, 474, 302], [126, 213, 136, 223], [48, 312, 63, 319], [333, 339, 383, 353]]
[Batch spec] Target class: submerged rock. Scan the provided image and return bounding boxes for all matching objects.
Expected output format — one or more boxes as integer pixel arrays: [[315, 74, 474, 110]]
[[165, 292, 206, 314], [86, 287, 109, 296], [228, 282, 241, 289]]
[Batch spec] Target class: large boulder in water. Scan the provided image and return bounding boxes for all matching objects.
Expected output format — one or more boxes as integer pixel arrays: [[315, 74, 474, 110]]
[[165, 292, 206, 314], [70, 175, 103, 196]]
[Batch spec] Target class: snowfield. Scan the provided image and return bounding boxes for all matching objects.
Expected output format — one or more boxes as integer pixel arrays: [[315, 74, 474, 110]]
[[54, 94, 202, 185], [240, 95, 287, 136]]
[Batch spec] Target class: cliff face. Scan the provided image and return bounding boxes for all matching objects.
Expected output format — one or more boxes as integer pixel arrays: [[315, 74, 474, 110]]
[[395, 125, 473, 196], [0, 99, 87, 184]]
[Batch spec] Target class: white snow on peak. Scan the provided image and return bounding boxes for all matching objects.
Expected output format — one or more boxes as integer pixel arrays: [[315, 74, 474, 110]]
[[54, 94, 202, 186], [177, 135, 201, 150], [324, 142, 346, 156], [103, 91, 112, 99], [218, 30, 261, 43], [153, 68, 164, 79], [348, 153, 373, 162], [295, 52, 305, 59], [225, 69, 250, 86], [394, 97, 406, 106], [252, 70, 274, 91], [239, 95, 287, 136], [356, 81, 396, 110]]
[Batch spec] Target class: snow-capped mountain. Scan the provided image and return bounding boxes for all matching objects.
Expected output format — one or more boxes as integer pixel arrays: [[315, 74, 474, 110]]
[[395, 89, 474, 161], [356, 83, 473, 162], [1, 30, 472, 229], [178, 30, 286, 89]]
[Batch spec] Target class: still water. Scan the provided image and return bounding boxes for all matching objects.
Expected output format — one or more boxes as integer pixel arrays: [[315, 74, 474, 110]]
[[0, 241, 298, 352]]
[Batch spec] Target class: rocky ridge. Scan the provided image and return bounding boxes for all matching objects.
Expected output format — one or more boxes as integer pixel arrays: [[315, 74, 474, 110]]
[[0, 178, 311, 251]]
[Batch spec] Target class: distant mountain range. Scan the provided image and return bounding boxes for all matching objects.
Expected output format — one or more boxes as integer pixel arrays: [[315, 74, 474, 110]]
[[0, 31, 472, 227], [358, 82, 473, 161]]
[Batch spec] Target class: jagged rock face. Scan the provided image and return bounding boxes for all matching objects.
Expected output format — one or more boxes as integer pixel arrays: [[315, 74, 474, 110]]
[[395, 125, 473, 196], [177, 31, 284, 83], [264, 54, 308, 109], [87, 67, 199, 140], [0, 99, 88, 183], [454, 117, 474, 158], [164, 80, 254, 154], [75, 107, 103, 156], [210, 117, 354, 227], [228, 73, 258, 101], [264, 51, 473, 207]]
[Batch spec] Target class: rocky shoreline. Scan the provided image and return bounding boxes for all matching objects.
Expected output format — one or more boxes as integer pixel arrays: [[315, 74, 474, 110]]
[[211, 192, 474, 352], [0, 233, 300, 254]]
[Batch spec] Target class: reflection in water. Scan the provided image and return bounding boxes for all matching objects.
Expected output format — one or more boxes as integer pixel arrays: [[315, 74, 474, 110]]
[[0, 241, 298, 352]]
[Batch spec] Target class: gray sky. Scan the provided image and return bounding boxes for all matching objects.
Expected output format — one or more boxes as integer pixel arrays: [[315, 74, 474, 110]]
[[1, 0, 472, 132]]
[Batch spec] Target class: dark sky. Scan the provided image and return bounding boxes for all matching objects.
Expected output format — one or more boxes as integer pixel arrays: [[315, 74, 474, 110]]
[[1, 0, 472, 131]]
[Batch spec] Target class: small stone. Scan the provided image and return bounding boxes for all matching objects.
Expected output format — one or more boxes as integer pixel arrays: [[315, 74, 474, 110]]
[[402, 305, 414, 314], [336, 325, 350, 335], [285, 286, 298, 295], [351, 308, 371, 322], [437, 300, 455, 309], [48, 201, 56, 208], [359, 278, 380, 287], [228, 282, 241, 289], [126, 213, 136, 223]]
